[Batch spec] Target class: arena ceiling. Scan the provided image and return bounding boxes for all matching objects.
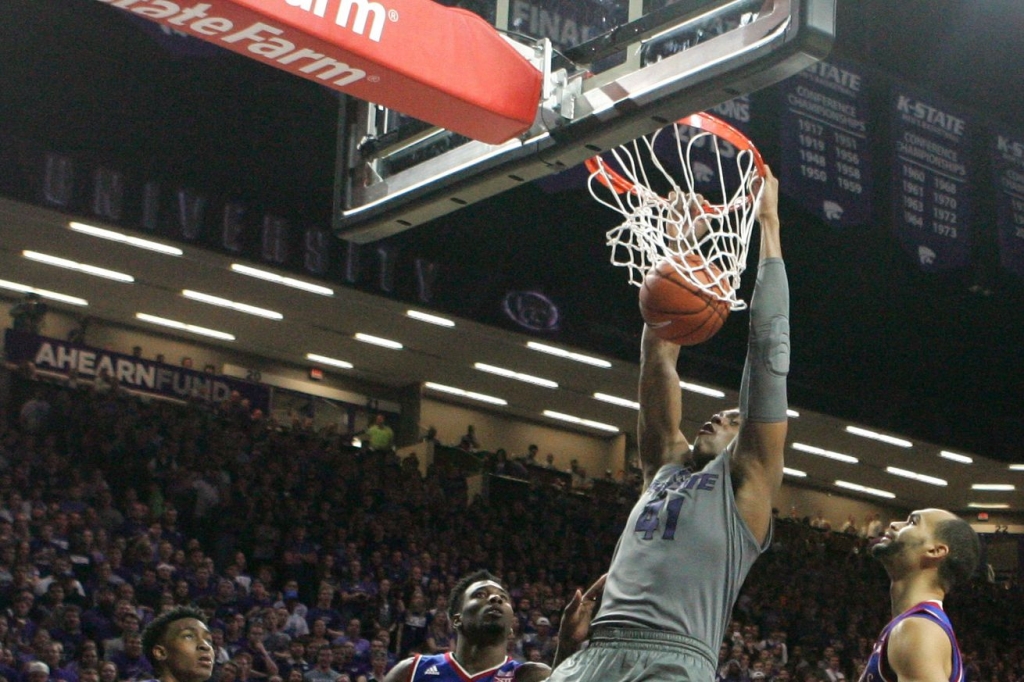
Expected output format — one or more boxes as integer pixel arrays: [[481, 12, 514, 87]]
[[1, 1, 1023, 515]]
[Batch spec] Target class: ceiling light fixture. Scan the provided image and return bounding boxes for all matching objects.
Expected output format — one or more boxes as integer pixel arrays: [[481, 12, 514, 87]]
[[135, 313, 234, 341], [791, 442, 858, 464], [406, 310, 455, 327], [23, 250, 134, 283], [968, 502, 1009, 509], [526, 341, 612, 368], [182, 290, 283, 320], [230, 263, 334, 296], [1009, 464, 1024, 471], [835, 480, 895, 499], [786, 409, 800, 418], [783, 467, 807, 477], [679, 381, 725, 398], [354, 333, 403, 350], [475, 362, 557, 388], [971, 484, 1015, 491], [425, 382, 507, 406], [593, 393, 640, 410], [542, 410, 619, 433], [939, 451, 973, 464], [885, 466, 947, 487], [844, 425, 913, 448], [0, 279, 88, 306], [69, 222, 183, 256], [306, 353, 353, 369]]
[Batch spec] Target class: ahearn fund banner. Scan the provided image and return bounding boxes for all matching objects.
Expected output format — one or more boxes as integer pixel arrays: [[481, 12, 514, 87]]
[[3, 329, 270, 410]]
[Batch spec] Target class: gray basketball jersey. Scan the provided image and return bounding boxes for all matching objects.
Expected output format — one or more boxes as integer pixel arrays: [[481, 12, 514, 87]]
[[591, 450, 768, 649]]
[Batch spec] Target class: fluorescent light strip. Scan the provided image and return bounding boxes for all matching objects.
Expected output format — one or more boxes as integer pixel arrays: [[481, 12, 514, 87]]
[[542, 410, 619, 433], [783, 467, 807, 477], [593, 393, 640, 410], [135, 313, 235, 341], [835, 480, 895, 499], [679, 381, 725, 398], [968, 502, 1009, 509], [355, 333, 403, 350], [786, 409, 800, 418], [475, 362, 558, 388], [230, 263, 334, 296], [845, 425, 913, 448], [940, 450, 973, 464], [0, 279, 88, 306], [526, 341, 612, 368], [425, 382, 507, 406], [69, 222, 183, 256], [791, 442, 859, 464], [183, 290, 283, 320], [406, 310, 455, 327], [1009, 464, 1024, 471], [971, 484, 1015, 491], [885, 466, 948, 487], [23, 250, 134, 283], [306, 353, 353, 369]]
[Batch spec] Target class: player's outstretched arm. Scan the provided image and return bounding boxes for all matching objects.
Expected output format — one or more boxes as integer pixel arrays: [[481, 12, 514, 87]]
[[638, 326, 692, 489], [886, 617, 954, 682], [732, 166, 789, 545]]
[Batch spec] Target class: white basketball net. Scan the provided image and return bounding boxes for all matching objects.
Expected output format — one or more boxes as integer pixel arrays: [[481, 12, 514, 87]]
[[587, 115, 765, 311]]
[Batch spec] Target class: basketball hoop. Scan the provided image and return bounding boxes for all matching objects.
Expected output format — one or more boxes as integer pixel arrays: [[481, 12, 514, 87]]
[[585, 112, 766, 311]]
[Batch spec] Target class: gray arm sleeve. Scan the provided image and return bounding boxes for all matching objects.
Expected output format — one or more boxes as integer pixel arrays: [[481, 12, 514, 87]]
[[739, 257, 790, 423]]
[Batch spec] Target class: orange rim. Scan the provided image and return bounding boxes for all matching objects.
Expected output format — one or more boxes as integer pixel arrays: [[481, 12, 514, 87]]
[[584, 112, 766, 210]]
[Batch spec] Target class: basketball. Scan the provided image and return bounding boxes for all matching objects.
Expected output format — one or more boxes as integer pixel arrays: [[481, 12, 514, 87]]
[[639, 254, 731, 345]]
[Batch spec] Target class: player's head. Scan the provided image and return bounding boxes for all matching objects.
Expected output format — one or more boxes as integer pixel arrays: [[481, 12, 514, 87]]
[[448, 570, 512, 643], [870, 509, 979, 593], [142, 606, 214, 682], [691, 409, 742, 466]]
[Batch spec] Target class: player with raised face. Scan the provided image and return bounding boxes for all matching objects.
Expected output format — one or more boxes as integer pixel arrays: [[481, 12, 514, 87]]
[[859, 509, 979, 682], [549, 167, 788, 682], [385, 570, 604, 682], [142, 606, 216, 682]]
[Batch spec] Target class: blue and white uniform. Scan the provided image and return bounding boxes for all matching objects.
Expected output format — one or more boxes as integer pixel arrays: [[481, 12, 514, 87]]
[[406, 653, 521, 682], [858, 601, 963, 682]]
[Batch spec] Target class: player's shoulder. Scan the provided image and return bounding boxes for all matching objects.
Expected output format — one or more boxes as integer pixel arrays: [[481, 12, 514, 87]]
[[382, 656, 416, 682], [514, 661, 551, 682], [887, 614, 952, 671]]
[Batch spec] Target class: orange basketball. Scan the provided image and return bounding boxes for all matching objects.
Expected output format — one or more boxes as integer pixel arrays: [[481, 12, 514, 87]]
[[639, 254, 731, 345]]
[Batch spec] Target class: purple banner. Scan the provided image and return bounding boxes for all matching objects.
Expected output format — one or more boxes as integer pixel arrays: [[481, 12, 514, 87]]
[[993, 129, 1024, 279], [891, 85, 971, 271], [779, 59, 872, 227], [3, 330, 270, 411]]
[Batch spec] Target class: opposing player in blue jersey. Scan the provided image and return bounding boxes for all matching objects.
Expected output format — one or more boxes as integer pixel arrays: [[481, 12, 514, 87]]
[[859, 509, 979, 682], [548, 167, 788, 682], [385, 570, 605, 682]]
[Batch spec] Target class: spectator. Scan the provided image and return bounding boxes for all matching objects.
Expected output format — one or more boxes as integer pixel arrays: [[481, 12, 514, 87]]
[[301, 648, 339, 682], [456, 426, 479, 453], [363, 417, 393, 454]]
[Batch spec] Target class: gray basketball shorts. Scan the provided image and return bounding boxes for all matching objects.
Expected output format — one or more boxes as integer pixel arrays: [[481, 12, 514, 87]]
[[548, 627, 718, 682]]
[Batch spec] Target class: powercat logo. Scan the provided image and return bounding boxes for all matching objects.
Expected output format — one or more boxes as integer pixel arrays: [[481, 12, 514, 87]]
[[284, 0, 392, 42]]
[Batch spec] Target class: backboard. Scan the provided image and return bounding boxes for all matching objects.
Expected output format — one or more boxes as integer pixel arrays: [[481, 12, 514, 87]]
[[334, 0, 836, 242]]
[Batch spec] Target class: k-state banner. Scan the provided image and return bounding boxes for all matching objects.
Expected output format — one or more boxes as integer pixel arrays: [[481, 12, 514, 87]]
[[3, 329, 270, 410], [993, 128, 1024, 280], [891, 84, 971, 271], [780, 59, 872, 227]]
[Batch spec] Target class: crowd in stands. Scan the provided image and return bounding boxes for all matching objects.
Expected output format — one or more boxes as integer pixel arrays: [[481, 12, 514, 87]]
[[0, 367, 1021, 682]]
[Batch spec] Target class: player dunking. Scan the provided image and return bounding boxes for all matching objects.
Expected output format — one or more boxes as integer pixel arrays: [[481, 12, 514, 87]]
[[385, 570, 606, 682], [549, 167, 788, 682], [859, 509, 979, 682]]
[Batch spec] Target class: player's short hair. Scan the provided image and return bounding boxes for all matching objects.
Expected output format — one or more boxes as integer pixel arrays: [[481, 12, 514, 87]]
[[448, 570, 500, 622], [934, 517, 980, 592], [142, 606, 207, 671]]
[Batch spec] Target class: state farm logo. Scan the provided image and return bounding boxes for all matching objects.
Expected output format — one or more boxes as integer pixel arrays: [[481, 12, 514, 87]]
[[285, 0, 397, 42]]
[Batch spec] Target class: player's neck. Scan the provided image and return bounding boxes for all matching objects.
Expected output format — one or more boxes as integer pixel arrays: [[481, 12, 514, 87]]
[[889, 572, 945, 618], [453, 638, 507, 673]]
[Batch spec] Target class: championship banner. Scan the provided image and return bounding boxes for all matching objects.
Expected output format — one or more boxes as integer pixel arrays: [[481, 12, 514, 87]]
[[993, 128, 1024, 280], [779, 59, 871, 227], [3, 329, 270, 410], [890, 84, 971, 271], [94, 0, 542, 144]]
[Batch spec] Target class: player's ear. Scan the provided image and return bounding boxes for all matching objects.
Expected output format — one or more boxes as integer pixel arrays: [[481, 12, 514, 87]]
[[926, 541, 950, 561], [152, 644, 167, 662], [451, 613, 462, 631]]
